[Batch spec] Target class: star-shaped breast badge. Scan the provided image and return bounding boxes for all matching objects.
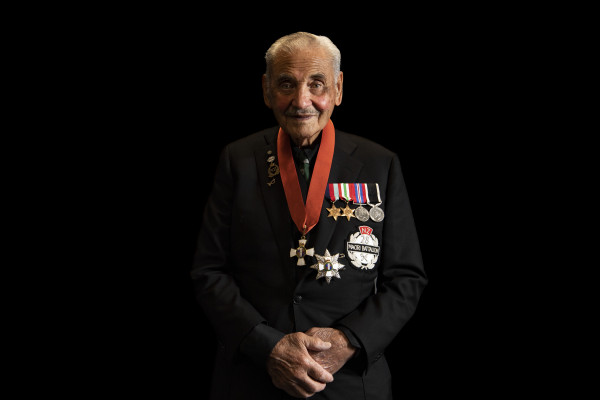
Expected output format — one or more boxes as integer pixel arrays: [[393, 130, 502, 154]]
[[310, 249, 345, 284]]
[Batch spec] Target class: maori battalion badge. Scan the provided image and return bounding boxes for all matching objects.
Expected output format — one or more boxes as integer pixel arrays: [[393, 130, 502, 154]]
[[346, 226, 380, 270]]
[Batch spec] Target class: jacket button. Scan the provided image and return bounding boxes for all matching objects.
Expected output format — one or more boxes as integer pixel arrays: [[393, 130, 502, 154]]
[[293, 295, 302, 304]]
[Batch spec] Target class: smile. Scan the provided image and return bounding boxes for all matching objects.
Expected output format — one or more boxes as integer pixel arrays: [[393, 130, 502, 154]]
[[289, 114, 317, 121]]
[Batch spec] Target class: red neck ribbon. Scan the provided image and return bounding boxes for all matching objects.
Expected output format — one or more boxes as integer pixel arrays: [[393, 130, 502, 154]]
[[277, 119, 335, 236]]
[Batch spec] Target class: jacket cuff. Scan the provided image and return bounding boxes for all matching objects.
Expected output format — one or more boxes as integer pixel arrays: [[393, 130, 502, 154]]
[[239, 323, 285, 366], [335, 325, 368, 374], [335, 325, 362, 357]]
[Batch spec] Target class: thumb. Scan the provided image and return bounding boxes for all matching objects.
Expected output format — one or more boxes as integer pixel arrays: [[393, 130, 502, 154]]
[[303, 333, 332, 352]]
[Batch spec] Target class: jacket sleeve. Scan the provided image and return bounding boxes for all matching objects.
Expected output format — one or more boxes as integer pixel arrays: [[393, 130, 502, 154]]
[[337, 154, 427, 372], [190, 145, 283, 362]]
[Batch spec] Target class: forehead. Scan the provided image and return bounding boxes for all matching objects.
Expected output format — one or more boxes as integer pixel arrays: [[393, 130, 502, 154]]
[[271, 46, 335, 79]]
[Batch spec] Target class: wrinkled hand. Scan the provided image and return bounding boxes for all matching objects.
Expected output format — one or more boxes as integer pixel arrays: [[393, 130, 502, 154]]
[[266, 332, 334, 398], [305, 327, 357, 375]]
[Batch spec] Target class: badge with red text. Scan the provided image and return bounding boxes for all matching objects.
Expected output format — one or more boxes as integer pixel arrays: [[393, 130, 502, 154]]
[[346, 226, 380, 270]]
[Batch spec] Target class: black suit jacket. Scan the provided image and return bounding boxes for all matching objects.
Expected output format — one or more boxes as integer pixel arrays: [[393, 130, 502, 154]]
[[191, 126, 427, 400]]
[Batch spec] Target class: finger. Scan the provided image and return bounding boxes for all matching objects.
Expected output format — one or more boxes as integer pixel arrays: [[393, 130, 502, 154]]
[[278, 373, 326, 398], [306, 358, 334, 383], [305, 327, 318, 336], [277, 379, 317, 399], [303, 333, 332, 352], [294, 369, 328, 396], [272, 374, 325, 398], [297, 377, 327, 396]]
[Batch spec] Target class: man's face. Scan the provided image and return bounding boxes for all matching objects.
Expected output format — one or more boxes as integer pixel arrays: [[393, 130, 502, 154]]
[[263, 46, 343, 146]]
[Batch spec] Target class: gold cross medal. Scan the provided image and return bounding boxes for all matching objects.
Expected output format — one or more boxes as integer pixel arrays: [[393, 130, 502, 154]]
[[290, 237, 314, 266], [310, 249, 345, 284]]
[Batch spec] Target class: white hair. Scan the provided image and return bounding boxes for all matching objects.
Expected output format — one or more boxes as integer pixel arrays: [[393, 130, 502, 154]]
[[264, 32, 341, 83]]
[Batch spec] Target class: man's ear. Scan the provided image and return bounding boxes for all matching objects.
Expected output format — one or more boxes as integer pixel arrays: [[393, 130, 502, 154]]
[[335, 71, 343, 106], [262, 74, 272, 108]]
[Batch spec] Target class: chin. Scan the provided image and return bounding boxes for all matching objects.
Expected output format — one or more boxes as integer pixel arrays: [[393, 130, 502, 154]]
[[285, 119, 323, 138]]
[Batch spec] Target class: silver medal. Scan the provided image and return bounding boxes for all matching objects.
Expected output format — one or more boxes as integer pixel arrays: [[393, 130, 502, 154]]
[[369, 206, 385, 222], [365, 183, 385, 222], [354, 205, 370, 222]]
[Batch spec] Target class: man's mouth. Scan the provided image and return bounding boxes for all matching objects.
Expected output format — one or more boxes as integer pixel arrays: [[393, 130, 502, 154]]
[[287, 113, 318, 120]]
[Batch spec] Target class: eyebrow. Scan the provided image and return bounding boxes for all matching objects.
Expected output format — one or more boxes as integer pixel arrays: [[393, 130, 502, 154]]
[[275, 74, 295, 84], [275, 73, 328, 84]]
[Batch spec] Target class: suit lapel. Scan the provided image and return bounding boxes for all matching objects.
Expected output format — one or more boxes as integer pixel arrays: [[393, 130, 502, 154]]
[[255, 129, 295, 283]]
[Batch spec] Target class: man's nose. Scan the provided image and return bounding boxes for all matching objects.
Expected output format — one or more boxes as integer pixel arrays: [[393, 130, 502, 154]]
[[291, 85, 312, 109]]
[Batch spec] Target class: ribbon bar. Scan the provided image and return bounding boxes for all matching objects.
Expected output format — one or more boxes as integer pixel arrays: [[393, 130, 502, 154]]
[[327, 183, 368, 204]]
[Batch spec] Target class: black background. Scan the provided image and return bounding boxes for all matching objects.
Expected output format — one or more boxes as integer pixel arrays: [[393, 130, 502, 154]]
[[84, 14, 549, 399]]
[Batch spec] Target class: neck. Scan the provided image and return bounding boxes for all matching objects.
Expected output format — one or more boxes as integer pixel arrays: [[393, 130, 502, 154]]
[[292, 131, 321, 148]]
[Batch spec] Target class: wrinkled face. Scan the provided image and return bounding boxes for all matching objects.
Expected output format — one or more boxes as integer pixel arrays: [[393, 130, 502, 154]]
[[263, 46, 343, 146]]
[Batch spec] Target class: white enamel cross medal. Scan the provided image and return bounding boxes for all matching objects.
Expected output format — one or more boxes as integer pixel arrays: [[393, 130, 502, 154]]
[[290, 237, 314, 266], [310, 249, 345, 284]]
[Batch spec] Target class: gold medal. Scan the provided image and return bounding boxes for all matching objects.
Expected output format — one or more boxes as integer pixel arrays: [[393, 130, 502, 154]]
[[340, 202, 355, 221], [326, 203, 342, 220], [266, 151, 280, 187]]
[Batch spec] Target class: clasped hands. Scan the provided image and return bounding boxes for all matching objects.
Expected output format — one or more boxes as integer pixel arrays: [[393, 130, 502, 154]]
[[266, 327, 356, 398]]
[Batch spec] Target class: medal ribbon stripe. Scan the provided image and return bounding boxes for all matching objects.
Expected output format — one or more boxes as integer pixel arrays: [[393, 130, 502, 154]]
[[354, 183, 363, 204], [340, 183, 350, 202], [349, 183, 356, 204], [328, 183, 373, 204], [366, 183, 381, 204], [328, 183, 339, 202], [374, 183, 382, 204]]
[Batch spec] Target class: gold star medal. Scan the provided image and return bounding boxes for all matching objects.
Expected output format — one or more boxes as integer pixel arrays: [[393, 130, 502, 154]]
[[326, 203, 342, 220], [310, 249, 345, 284], [327, 183, 357, 221], [340, 202, 355, 221], [326, 183, 343, 220]]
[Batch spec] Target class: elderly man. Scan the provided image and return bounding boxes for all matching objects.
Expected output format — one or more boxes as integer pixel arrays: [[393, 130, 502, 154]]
[[191, 32, 427, 399]]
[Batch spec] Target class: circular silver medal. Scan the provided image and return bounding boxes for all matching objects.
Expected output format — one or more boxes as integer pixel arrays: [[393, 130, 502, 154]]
[[369, 205, 385, 222], [354, 205, 370, 222]]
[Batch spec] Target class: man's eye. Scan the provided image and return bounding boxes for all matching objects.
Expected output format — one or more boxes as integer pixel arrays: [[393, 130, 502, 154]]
[[311, 82, 323, 88], [279, 82, 293, 90]]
